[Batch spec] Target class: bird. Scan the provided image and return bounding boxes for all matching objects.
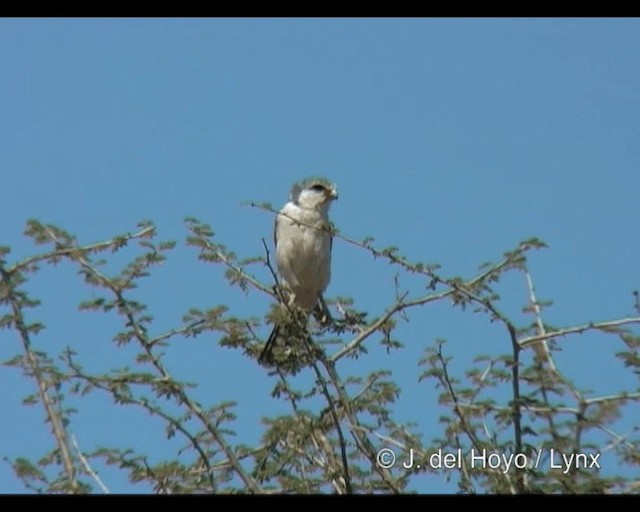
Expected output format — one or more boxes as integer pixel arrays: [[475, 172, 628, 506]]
[[259, 177, 339, 365]]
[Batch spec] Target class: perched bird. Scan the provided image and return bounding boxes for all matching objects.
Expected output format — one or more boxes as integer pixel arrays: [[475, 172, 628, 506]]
[[259, 177, 338, 365]]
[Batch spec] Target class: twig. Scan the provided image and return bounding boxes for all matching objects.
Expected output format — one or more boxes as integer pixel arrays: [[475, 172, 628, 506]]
[[320, 356, 401, 493], [456, 391, 640, 415], [330, 245, 537, 363], [71, 434, 110, 494], [261, 238, 284, 301], [519, 317, 640, 349], [306, 351, 353, 493], [248, 202, 533, 286], [43, 227, 262, 494], [149, 319, 207, 346], [0, 265, 79, 493], [436, 344, 483, 453], [330, 288, 453, 362], [64, 353, 216, 490], [205, 237, 274, 297], [9, 225, 155, 275], [524, 270, 557, 372]]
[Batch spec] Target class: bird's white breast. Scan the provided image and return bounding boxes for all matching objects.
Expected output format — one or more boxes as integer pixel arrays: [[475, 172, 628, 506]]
[[276, 202, 332, 310]]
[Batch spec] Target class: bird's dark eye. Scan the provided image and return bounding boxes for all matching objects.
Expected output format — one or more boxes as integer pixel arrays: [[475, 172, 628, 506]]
[[311, 184, 326, 192]]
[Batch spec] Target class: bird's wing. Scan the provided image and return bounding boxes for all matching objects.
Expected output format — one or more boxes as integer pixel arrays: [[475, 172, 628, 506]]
[[329, 221, 334, 254], [273, 211, 280, 250]]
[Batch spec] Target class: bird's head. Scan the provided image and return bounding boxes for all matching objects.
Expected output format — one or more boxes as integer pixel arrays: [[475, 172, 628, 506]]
[[291, 177, 338, 212]]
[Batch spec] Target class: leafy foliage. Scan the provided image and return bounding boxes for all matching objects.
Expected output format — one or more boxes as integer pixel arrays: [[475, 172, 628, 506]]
[[1, 217, 639, 494]]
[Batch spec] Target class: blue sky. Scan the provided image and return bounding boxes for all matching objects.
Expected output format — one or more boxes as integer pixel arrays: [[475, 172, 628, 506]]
[[1, 18, 639, 493]]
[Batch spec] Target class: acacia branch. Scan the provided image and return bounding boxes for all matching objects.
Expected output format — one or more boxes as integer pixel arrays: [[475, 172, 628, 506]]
[[9, 225, 155, 275], [330, 247, 537, 362], [102, 285, 260, 492], [248, 201, 534, 285], [0, 265, 79, 492], [330, 288, 453, 362], [307, 358, 353, 494], [519, 317, 640, 348], [318, 357, 401, 493], [148, 319, 207, 346], [63, 352, 216, 491], [457, 391, 640, 415], [41, 227, 262, 494], [195, 235, 275, 298], [524, 271, 557, 371], [268, 370, 348, 492], [71, 434, 110, 494]]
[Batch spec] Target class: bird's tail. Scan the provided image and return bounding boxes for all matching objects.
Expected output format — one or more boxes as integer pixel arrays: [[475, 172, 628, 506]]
[[258, 324, 282, 366], [259, 311, 315, 368]]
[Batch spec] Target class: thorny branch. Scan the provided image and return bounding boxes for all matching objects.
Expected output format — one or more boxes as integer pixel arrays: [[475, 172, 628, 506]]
[[68, 255, 260, 492], [4, 215, 639, 494], [0, 264, 80, 493], [519, 317, 640, 349], [71, 434, 110, 494]]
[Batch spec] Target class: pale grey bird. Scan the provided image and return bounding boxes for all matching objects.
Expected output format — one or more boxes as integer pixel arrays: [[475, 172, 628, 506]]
[[259, 177, 338, 365]]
